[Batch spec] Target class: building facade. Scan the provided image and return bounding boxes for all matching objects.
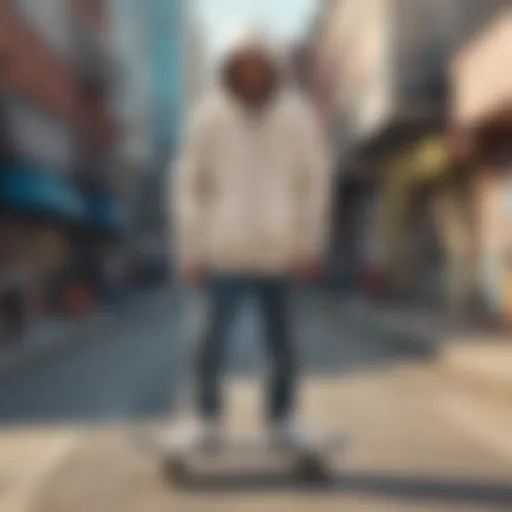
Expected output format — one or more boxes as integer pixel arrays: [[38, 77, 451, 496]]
[[146, 0, 186, 160], [186, 11, 206, 110], [453, 6, 512, 323], [0, 0, 122, 331], [311, 0, 511, 305], [136, 0, 189, 273]]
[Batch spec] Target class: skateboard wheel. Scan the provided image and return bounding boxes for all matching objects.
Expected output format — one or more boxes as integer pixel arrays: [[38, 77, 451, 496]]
[[164, 457, 188, 484], [295, 455, 328, 482]]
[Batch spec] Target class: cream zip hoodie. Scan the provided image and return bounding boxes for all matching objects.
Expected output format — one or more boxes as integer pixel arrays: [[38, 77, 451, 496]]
[[172, 26, 330, 274]]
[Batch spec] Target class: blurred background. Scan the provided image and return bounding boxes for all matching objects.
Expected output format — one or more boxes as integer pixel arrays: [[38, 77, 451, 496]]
[[0, 0, 512, 511]]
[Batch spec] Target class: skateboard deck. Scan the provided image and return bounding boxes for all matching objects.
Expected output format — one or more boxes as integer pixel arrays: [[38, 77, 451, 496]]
[[132, 423, 343, 485], [137, 431, 339, 484]]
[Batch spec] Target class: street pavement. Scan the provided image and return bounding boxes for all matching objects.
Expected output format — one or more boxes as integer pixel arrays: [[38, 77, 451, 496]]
[[0, 288, 511, 512]]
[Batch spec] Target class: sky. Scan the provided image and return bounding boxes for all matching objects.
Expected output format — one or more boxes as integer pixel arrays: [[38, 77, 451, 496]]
[[196, 0, 318, 58]]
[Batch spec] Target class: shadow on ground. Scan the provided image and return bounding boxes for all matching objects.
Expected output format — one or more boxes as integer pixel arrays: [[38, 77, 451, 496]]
[[172, 469, 512, 508]]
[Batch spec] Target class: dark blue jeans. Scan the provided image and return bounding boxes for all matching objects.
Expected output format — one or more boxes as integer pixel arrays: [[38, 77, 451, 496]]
[[196, 276, 296, 421]]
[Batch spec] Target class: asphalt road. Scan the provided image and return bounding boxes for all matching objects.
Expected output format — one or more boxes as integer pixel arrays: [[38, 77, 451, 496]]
[[1, 288, 511, 512]]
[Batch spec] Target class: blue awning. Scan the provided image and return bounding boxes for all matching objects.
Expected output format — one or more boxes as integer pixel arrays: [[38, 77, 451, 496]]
[[0, 162, 87, 221], [86, 194, 127, 231]]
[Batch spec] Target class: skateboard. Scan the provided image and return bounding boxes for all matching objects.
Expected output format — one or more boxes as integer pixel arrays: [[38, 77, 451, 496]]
[[162, 437, 334, 484], [132, 424, 341, 486]]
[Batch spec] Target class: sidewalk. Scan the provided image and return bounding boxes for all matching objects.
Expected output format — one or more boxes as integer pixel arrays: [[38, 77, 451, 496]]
[[0, 426, 81, 512], [340, 297, 512, 392]]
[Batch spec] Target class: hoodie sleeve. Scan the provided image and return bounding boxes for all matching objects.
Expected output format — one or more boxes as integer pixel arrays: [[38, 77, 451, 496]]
[[294, 97, 331, 259], [169, 104, 212, 268]]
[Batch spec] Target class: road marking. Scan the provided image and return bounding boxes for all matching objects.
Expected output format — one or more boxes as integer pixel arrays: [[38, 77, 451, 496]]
[[441, 393, 512, 463]]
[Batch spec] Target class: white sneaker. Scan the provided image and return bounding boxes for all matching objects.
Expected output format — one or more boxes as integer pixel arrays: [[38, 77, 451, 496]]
[[166, 419, 222, 456], [270, 418, 320, 454]]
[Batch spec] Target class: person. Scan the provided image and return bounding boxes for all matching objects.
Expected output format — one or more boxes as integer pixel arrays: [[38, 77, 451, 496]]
[[0, 265, 29, 345], [103, 251, 125, 313], [171, 25, 330, 452]]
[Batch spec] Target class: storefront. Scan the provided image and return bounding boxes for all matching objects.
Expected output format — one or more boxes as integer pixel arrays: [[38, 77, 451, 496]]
[[474, 156, 512, 322], [378, 132, 480, 312], [380, 136, 445, 300], [0, 160, 87, 325]]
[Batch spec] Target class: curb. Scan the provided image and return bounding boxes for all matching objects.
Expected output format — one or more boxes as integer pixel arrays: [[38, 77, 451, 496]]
[[337, 300, 440, 358], [338, 299, 512, 395]]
